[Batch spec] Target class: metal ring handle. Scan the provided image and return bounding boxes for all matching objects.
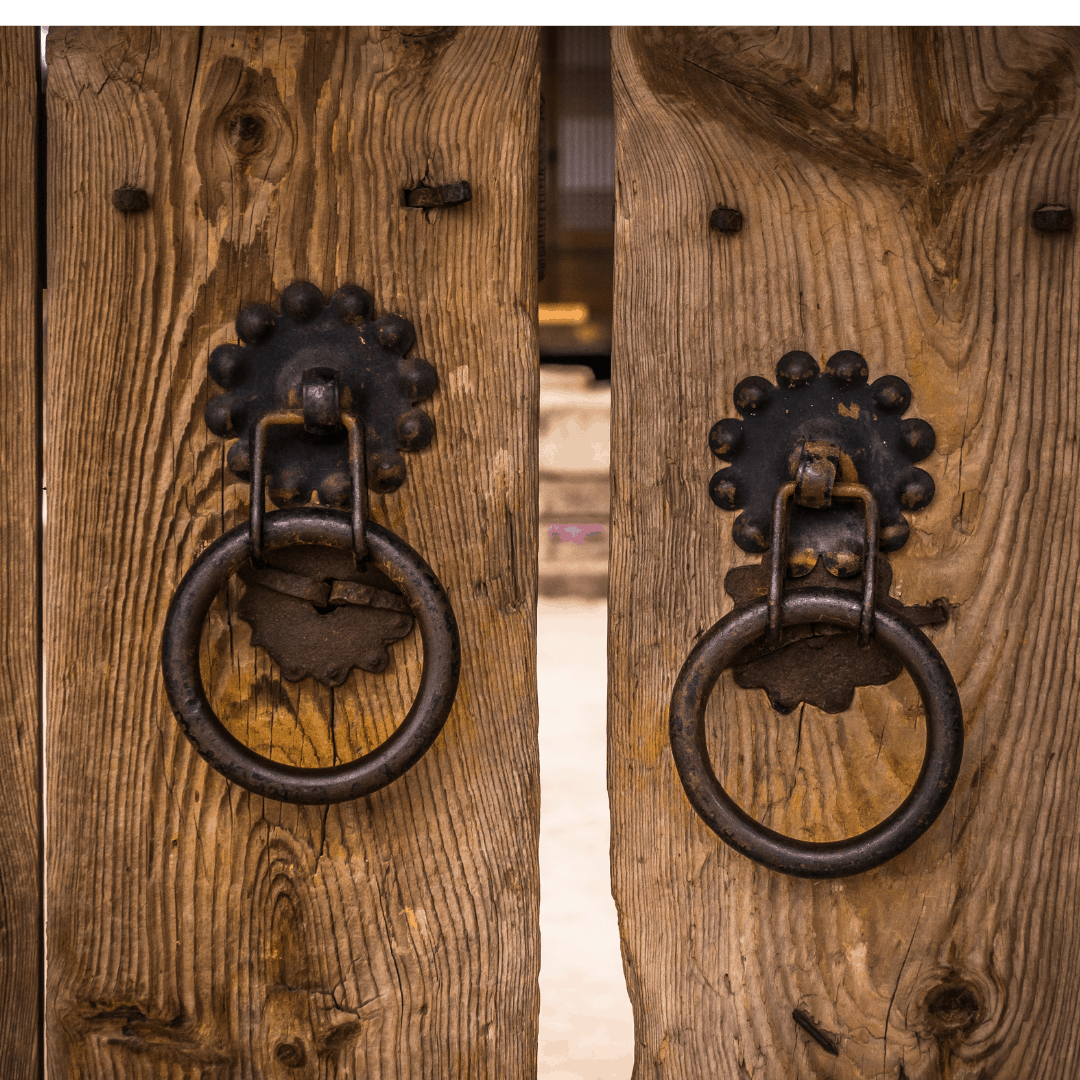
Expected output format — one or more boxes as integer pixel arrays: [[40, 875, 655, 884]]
[[162, 508, 460, 804], [669, 589, 963, 877]]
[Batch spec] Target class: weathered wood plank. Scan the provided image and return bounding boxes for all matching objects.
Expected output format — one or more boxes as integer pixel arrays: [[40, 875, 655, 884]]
[[0, 25, 40, 1078], [610, 27, 1080, 1080], [46, 27, 539, 1078]]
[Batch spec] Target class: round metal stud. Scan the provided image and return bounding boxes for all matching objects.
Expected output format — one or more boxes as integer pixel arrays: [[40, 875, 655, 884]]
[[899, 418, 936, 461], [708, 418, 743, 460], [776, 351, 819, 388], [374, 314, 415, 354], [268, 463, 307, 507], [227, 440, 251, 478], [871, 375, 911, 413], [281, 280, 324, 322], [826, 350, 869, 386], [331, 284, 374, 323], [205, 395, 239, 437], [399, 357, 440, 402], [899, 468, 935, 510], [709, 470, 741, 510], [317, 471, 351, 507], [369, 450, 407, 493], [879, 516, 911, 551], [236, 303, 276, 344], [209, 343, 246, 388], [732, 512, 768, 552], [734, 376, 773, 415], [397, 409, 434, 450], [822, 539, 865, 578]]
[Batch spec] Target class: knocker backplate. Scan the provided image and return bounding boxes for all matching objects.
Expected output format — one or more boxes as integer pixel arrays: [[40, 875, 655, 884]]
[[206, 281, 439, 507], [237, 545, 414, 687], [709, 349, 944, 712], [710, 349, 937, 574]]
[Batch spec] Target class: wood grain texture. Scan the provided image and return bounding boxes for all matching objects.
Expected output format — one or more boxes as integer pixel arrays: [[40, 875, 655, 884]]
[[609, 27, 1080, 1080], [0, 25, 40, 1078], [45, 27, 539, 1078]]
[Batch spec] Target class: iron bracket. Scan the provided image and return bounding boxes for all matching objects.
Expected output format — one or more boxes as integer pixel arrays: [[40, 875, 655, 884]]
[[709, 349, 946, 712], [203, 281, 443, 685], [206, 280, 438, 505]]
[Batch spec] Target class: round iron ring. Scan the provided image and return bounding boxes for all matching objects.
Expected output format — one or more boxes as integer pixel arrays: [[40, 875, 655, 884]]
[[162, 508, 460, 804], [669, 589, 963, 878]]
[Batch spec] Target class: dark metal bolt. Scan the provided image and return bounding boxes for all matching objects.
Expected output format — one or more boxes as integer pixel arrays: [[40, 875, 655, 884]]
[[111, 185, 150, 214], [235, 304, 276, 345], [281, 281, 324, 322], [776, 351, 819, 388], [826, 350, 869, 387], [709, 206, 743, 233], [1032, 204, 1074, 233], [708, 417, 743, 460], [404, 180, 472, 208], [709, 470, 740, 510], [733, 375, 772, 414]]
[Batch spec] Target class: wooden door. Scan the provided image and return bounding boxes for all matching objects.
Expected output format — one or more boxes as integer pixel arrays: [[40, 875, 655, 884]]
[[0, 25, 42, 1077], [609, 27, 1080, 1080], [45, 27, 539, 1078]]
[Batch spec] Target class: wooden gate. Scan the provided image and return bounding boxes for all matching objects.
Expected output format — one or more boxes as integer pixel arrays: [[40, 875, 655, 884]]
[[40, 26, 540, 1078], [609, 27, 1080, 1080], [4, 23, 1080, 1080]]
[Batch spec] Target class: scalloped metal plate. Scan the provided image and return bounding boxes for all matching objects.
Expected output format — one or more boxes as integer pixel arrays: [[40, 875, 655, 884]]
[[708, 349, 937, 577], [205, 280, 439, 508]]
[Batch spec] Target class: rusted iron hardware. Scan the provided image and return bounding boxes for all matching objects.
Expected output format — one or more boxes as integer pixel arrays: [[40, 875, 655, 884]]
[[206, 280, 438, 503], [206, 281, 438, 681], [709, 349, 936, 564], [668, 348, 964, 876], [404, 180, 472, 208], [792, 1009, 840, 1057], [1032, 204, 1073, 233], [709, 349, 946, 712], [160, 283, 460, 804], [669, 585, 964, 878], [709, 205, 743, 233], [238, 545, 414, 687]]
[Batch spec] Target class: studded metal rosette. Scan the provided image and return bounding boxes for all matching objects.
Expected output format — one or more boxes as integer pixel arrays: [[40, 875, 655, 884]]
[[708, 350, 937, 576], [205, 281, 438, 507]]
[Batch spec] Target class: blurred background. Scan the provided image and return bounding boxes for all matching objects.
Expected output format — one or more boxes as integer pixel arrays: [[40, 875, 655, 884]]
[[537, 28, 632, 1080]]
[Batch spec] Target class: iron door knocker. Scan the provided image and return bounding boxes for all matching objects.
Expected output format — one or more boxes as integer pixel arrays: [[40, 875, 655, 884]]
[[162, 282, 460, 804], [669, 350, 964, 878]]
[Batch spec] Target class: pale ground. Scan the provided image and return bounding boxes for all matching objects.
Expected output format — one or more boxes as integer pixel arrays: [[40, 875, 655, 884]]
[[537, 596, 634, 1080]]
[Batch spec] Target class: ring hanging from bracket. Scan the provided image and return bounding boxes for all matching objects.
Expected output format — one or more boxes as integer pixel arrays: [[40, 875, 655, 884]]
[[161, 283, 460, 804], [671, 350, 964, 875], [162, 508, 460, 804]]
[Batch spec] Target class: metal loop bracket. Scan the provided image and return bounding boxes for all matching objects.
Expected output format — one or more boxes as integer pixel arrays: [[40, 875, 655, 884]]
[[669, 589, 963, 878], [250, 405, 369, 566], [769, 480, 879, 647], [162, 509, 460, 804]]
